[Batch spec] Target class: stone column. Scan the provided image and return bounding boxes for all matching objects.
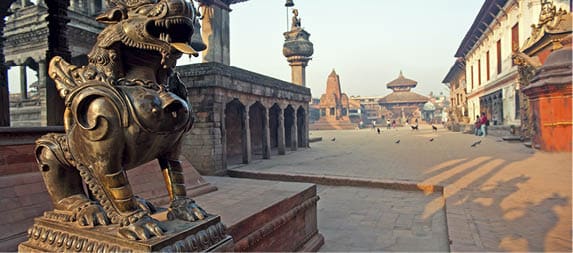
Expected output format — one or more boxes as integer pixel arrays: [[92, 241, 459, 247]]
[[0, 10, 9, 126], [290, 61, 307, 86], [241, 106, 251, 164], [277, 107, 286, 155], [201, 3, 230, 65], [44, 0, 71, 126], [20, 66, 27, 99], [299, 110, 308, 148], [38, 60, 48, 126], [291, 111, 298, 151], [262, 107, 271, 159]]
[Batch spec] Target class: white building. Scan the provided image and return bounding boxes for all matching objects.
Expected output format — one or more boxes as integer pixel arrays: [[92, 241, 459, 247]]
[[454, 0, 559, 126]]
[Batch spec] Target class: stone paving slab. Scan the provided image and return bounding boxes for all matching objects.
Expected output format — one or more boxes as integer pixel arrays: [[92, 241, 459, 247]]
[[230, 127, 572, 252], [316, 185, 449, 252]]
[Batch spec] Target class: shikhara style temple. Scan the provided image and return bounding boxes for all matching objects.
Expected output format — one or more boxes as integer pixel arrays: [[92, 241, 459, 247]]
[[378, 71, 428, 124], [310, 69, 355, 130]]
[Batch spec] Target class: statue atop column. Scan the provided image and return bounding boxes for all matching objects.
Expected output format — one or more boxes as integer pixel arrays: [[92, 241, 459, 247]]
[[19, 0, 232, 251], [283, 8, 313, 86], [291, 8, 301, 31]]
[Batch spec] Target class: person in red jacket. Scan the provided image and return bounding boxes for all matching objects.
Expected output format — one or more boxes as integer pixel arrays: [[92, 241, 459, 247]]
[[479, 112, 488, 136]]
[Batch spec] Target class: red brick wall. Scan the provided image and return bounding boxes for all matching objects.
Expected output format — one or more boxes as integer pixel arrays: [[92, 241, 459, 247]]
[[0, 144, 37, 176], [0, 172, 52, 251]]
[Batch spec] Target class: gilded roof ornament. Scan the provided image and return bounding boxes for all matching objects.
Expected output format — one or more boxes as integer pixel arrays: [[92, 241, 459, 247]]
[[521, 0, 572, 53]]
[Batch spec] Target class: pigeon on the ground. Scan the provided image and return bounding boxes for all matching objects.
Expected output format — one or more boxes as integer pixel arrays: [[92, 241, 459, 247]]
[[432, 125, 438, 132], [470, 140, 482, 147], [331, 137, 336, 142], [429, 138, 434, 142], [395, 140, 400, 144]]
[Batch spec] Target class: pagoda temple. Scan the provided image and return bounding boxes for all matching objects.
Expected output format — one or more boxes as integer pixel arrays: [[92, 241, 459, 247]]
[[310, 69, 356, 130], [378, 71, 429, 124]]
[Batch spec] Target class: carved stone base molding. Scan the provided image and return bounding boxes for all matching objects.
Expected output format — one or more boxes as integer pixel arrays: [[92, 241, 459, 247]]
[[19, 213, 234, 252]]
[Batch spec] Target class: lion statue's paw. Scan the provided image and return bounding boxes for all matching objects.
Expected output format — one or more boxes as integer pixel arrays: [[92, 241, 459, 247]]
[[56, 194, 110, 227], [167, 197, 207, 222], [118, 215, 165, 240]]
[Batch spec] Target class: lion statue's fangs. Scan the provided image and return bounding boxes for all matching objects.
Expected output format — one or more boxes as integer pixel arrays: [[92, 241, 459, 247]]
[[36, 0, 206, 240]]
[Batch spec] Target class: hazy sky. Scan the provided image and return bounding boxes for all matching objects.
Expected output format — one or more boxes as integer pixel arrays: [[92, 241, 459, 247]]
[[222, 0, 485, 98], [9, 0, 485, 99]]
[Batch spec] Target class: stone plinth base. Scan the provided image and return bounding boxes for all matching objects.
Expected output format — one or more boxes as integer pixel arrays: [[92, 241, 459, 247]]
[[19, 214, 233, 252], [197, 176, 324, 251]]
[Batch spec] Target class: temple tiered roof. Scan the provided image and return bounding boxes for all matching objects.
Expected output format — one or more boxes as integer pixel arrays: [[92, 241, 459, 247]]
[[386, 71, 418, 90]]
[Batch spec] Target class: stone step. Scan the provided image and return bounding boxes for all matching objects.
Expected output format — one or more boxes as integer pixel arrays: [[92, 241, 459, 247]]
[[502, 136, 522, 142], [309, 137, 322, 143]]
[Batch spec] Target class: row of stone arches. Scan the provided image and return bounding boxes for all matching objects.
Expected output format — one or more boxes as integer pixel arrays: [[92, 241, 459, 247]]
[[224, 99, 307, 165]]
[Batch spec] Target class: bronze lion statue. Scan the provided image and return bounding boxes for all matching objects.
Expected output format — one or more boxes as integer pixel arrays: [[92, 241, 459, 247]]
[[35, 0, 206, 240]]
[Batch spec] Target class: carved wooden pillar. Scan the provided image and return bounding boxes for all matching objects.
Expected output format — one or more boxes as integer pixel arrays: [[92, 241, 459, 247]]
[[241, 106, 251, 164], [277, 107, 286, 155], [262, 107, 271, 159], [0, 9, 9, 126], [44, 0, 71, 126], [291, 110, 298, 151]]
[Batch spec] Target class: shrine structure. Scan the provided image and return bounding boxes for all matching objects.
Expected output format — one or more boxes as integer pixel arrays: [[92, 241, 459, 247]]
[[310, 69, 355, 130], [514, 0, 572, 151], [378, 71, 429, 124]]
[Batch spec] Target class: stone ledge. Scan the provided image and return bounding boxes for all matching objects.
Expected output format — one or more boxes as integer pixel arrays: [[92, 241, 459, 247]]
[[176, 62, 311, 97], [227, 169, 443, 194]]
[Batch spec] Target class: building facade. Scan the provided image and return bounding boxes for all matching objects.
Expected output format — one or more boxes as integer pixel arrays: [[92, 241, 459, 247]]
[[350, 96, 385, 125], [455, 0, 544, 127], [442, 59, 469, 124]]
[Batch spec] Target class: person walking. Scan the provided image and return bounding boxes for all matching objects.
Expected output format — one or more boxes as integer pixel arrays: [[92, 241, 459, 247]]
[[386, 119, 391, 129], [474, 115, 481, 136], [479, 112, 488, 136]]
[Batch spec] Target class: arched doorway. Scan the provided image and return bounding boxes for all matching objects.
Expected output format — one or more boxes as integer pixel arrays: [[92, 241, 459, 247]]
[[249, 102, 266, 160], [297, 106, 306, 148], [284, 105, 296, 150], [224, 99, 245, 165]]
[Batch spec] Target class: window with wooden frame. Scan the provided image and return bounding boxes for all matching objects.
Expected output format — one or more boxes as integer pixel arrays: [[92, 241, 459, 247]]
[[496, 40, 502, 74], [486, 51, 490, 81], [478, 59, 481, 85], [512, 23, 519, 66], [471, 65, 474, 89]]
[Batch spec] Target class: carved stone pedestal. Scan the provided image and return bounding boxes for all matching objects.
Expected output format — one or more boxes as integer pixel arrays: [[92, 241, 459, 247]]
[[18, 213, 233, 252]]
